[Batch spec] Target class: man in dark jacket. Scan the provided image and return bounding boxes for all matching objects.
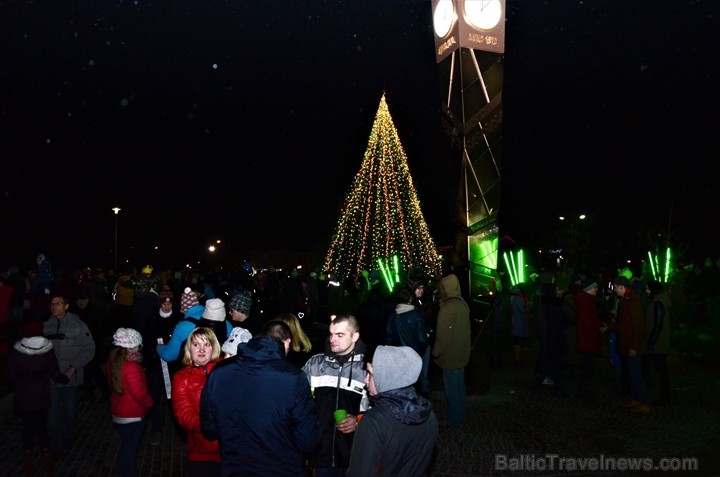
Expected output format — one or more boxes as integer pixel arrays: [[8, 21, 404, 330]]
[[200, 320, 321, 476], [386, 288, 430, 396], [347, 345, 438, 477], [604, 276, 650, 414], [644, 280, 672, 406], [302, 314, 369, 477]]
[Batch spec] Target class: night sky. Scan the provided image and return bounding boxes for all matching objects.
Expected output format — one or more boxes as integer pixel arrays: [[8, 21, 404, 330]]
[[1, 1, 717, 273]]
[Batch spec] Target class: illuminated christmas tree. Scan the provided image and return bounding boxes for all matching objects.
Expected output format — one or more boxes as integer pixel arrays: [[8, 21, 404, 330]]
[[324, 93, 442, 285]]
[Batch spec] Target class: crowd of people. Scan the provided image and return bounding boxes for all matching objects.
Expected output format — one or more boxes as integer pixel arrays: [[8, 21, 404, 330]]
[[1, 254, 459, 476], [2, 249, 709, 474], [496, 267, 679, 416]]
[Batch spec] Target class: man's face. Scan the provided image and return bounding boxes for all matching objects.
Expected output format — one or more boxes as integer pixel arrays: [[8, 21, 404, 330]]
[[50, 298, 69, 317], [230, 309, 248, 322], [613, 284, 626, 297], [160, 302, 173, 313], [364, 362, 378, 397], [329, 320, 358, 356]]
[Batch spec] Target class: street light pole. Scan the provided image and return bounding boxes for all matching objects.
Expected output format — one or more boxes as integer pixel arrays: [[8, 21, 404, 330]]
[[112, 207, 121, 272], [559, 213, 586, 254]]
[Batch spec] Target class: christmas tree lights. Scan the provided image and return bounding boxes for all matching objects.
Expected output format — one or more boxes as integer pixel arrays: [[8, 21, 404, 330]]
[[324, 93, 442, 282]]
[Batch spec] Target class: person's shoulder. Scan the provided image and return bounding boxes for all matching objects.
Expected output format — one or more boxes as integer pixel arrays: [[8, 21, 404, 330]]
[[209, 356, 237, 375], [173, 319, 197, 331], [270, 358, 306, 376], [357, 406, 389, 430], [302, 352, 326, 369], [307, 350, 326, 360], [171, 364, 190, 379], [125, 359, 145, 372], [68, 313, 92, 329]]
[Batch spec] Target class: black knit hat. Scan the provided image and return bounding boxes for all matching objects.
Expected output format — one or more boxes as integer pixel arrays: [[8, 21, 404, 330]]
[[613, 276, 631, 287], [229, 289, 253, 315]]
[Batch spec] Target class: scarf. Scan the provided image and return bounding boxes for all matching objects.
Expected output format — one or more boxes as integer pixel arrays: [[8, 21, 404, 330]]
[[126, 350, 144, 364]]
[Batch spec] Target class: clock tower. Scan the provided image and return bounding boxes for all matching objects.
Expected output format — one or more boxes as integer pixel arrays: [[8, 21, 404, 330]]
[[432, 0, 506, 301]]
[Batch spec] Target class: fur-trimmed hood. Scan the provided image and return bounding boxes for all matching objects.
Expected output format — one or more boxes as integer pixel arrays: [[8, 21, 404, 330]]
[[14, 336, 53, 355]]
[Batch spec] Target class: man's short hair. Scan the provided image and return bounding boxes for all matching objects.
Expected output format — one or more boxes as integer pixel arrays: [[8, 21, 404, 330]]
[[262, 320, 292, 343], [331, 314, 359, 333], [395, 288, 413, 305]]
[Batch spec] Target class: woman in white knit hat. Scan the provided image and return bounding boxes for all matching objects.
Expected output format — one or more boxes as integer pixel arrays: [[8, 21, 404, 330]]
[[106, 327, 154, 477], [197, 298, 230, 345]]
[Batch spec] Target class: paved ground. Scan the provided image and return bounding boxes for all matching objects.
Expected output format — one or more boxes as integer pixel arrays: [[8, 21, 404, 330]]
[[2, 320, 719, 477]]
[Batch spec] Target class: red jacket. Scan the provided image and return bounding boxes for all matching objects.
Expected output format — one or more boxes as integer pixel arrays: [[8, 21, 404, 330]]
[[574, 289, 602, 354], [172, 360, 221, 462], [108, 360, 153, 418]]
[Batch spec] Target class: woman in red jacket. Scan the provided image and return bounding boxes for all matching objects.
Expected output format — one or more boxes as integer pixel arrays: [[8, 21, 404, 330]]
[[107, 327, 154, 477], [574, 278, 602, 402], [171, 327, 223, 477]]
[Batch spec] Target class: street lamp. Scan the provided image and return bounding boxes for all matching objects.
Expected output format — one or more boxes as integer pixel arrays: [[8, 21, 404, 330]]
[[208, 239, 221, 253], [112, 207, 121, 272], [559, 213, 586, 254]]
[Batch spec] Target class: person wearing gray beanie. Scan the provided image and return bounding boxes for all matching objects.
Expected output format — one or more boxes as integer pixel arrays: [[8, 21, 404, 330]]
[[346, 345, 438, 477], [371, 345, 422, 394]]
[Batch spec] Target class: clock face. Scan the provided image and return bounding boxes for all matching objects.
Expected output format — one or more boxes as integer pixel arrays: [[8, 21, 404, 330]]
[[464, 0, 502, 30], [433, 0, 456, 38]]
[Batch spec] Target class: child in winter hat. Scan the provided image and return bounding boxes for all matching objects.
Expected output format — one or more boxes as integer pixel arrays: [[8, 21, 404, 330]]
[[222, 290, 253, 357], [112, 328, 143, 349], [180, 287, 200, 314], [372, 345, 422, 394], [221, 327, 253, 357]]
